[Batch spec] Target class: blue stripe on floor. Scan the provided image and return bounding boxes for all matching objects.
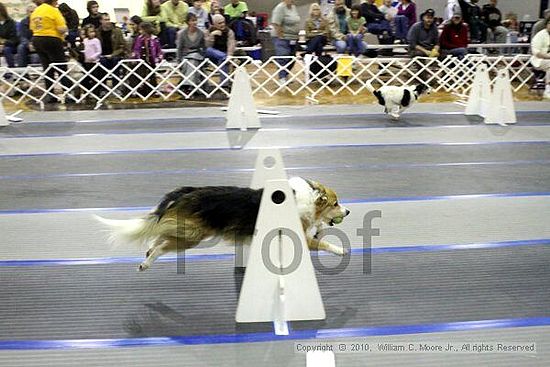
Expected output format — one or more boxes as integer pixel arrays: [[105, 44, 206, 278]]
[[0, 239, 547, 267], [0, 317, 548, 350], [1, 159, 549, 181]]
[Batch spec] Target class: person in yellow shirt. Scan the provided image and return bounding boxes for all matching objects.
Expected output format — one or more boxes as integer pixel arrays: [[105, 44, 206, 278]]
[[30, 0, 71, 103]]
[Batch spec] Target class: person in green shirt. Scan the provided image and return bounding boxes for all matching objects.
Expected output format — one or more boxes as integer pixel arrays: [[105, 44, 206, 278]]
[[161, 0, 189, 48], [224, 0, 248, 21], [346, 4, 366, 56]]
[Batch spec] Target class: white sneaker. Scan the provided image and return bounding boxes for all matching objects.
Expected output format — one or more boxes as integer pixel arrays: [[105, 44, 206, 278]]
[[278, 77, 288, 87], [543, 91, 550, 100]]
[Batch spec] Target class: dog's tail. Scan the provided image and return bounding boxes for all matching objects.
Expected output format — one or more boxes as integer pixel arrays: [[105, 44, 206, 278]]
[[93, 214, 174, 247]]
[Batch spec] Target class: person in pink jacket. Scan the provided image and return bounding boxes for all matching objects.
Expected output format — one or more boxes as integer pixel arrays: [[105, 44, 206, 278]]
[[82, 24, 103, 97], [132, 22, 163, 96]]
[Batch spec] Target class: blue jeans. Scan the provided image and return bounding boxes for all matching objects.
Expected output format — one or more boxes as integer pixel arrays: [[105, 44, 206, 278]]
[[346, 34, 365, 56], [206, 47, 229, 86], [16, 40, 30, 67], [367, 20, 393, 36], [332, 39, 347, 54], [394, 15, 409, 41], [166, 27, 178, 49], [2, 45, 16, 67], [306, 35, 327, 56], [272, 37, 297, 79], [444, 48, 468, 59]]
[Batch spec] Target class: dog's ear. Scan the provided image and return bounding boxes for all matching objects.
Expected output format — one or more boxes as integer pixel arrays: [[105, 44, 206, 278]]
[[400, 89, 411, 107], [306, 179, 329, 203], [373, 90, 385, 106]]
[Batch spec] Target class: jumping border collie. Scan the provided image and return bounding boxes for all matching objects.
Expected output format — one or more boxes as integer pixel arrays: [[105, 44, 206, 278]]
[[367, 82, 430, 120], [95, 177, 350, 271]]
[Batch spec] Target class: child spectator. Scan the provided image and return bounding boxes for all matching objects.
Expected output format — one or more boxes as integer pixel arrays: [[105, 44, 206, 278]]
[[346, 4, 365, 57], [82, 25, 102, 95], [133, 22, 163, 95], [189, 0, 209, 31], [304, 3, 330, 57]]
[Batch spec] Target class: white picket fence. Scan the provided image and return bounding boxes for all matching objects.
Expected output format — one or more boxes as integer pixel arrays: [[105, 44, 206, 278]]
[[0, 53, 534, 109]]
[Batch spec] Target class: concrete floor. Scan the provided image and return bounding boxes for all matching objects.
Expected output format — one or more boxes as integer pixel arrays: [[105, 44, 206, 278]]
[[0, 102, 549, 366]]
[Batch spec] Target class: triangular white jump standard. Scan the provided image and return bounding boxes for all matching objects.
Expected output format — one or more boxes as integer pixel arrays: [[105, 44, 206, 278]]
[[236, 179, 326, 334], [226, 66, 261, 131], [235, 149, 288, 268], [0, 102, 9, 127], [465, 64, 491, 117], [250, 149, 287, 189], [484, 69, 517, 126]]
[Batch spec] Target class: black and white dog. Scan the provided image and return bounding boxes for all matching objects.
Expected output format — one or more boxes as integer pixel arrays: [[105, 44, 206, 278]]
[[367, 82, 430, 120]]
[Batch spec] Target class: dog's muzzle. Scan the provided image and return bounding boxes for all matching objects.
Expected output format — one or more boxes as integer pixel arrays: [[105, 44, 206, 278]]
[[329, 209, 350, 226]]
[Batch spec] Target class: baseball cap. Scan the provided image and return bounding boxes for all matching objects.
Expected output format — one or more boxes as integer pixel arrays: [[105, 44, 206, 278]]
[[422, 8, 435, 18]]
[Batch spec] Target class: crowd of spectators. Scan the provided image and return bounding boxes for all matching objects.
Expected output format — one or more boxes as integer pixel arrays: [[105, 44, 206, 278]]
[[0, 0, 548, 98]]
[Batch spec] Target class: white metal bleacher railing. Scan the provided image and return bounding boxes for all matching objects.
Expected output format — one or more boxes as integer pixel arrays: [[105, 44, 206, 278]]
[[0, 47, 534, 109]]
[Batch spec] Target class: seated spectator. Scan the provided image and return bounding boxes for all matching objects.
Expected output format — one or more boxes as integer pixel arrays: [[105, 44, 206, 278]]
[[532, 9, 550, 39], [161, 0, 188, 49], [58, 3, 79, 46], [176, 12, 205, 92], [396, 0, 416, 42], [224, 0, 248, 21], [133, 21, 163, 96], [16, 3, 36, 67], [530, 18, 550, 99], [458, 0, 484, 43], [97, 13, 126, 65], [360, 0, 393, 38], [347, 4, 366, 57], [189, 0, 209, 31], [0, 2, 19, 68], [439, 12, 469, 59], [96, 13, 126, 95], [208, 1, 225, 26], [142, 0, 167, 46], [408, 8, 440, 58], [304, 3, 330, 57], [481, 0, 507, 44], [205, 13, 235, 88], [126, 15, 143, 49], [82, 1, 101, 30], [327, 0, 350, 54]]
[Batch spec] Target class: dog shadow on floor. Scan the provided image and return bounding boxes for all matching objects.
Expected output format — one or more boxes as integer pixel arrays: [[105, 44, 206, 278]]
[[123, 302, 187, 337]]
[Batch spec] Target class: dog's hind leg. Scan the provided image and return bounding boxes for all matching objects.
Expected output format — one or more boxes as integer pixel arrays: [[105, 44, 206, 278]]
[[139, 239, 170, 271], [139, 236, 202, 271]]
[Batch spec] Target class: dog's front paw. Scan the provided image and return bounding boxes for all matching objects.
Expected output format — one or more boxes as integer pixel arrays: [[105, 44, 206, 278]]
[[138, 263, 149, 272]]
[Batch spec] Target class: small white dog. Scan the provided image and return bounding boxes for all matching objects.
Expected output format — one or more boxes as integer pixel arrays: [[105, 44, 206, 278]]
[[367, 82, 430, 120]]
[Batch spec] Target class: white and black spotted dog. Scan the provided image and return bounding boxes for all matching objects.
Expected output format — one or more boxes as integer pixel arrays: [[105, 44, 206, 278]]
[[367, 82, 430, 120]]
